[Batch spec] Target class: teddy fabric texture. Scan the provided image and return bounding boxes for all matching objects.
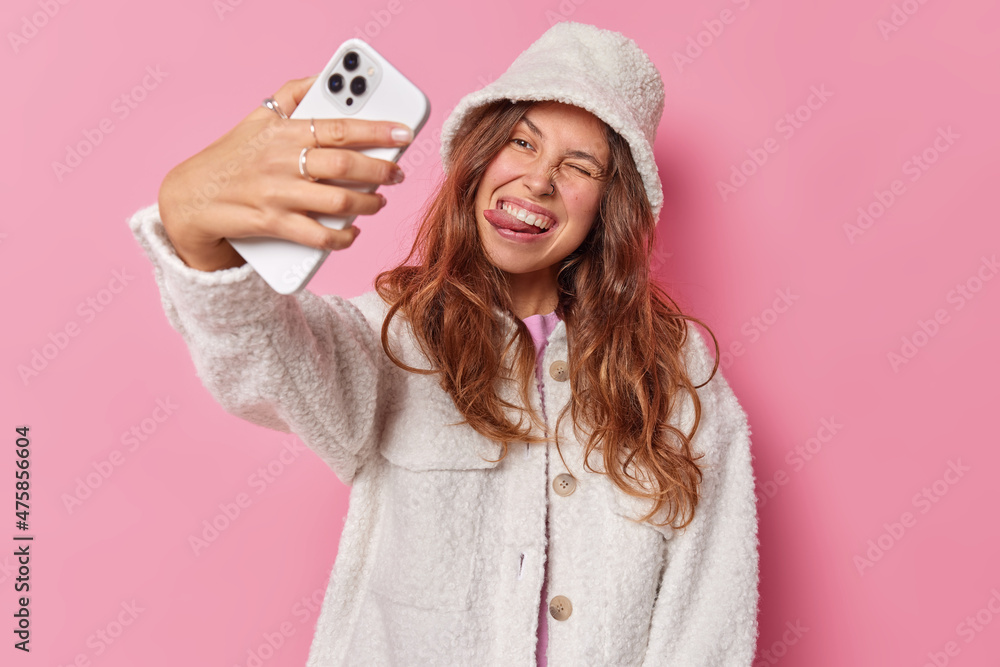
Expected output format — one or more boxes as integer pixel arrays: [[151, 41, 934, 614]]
[[439, 21, 666, 222], [128, 202, 759, 666]]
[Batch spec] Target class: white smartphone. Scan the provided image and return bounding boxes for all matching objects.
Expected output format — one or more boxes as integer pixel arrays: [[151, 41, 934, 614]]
[[228, 38, 431, 294]]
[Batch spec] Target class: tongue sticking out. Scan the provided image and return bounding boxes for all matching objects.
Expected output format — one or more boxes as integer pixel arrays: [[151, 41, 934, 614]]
[[484, 207, 545, 234]]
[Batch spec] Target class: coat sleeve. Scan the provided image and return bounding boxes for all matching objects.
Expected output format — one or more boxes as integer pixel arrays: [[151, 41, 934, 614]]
[[127, 202, 393, 486], [641, 326, 760, 666]]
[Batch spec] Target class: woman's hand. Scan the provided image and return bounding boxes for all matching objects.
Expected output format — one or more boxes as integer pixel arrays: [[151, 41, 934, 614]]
[[158, 75, 412, 272]]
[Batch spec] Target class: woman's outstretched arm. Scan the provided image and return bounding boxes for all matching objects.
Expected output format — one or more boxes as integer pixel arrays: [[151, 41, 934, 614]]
[[128, 76, 412, 485]]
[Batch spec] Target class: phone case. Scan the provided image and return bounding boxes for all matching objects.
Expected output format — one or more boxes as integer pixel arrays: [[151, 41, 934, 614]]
[[228, 38, 431, 294]]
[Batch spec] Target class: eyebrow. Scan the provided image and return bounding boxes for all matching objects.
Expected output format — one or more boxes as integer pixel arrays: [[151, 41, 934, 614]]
[[519, 116, 607, 173]]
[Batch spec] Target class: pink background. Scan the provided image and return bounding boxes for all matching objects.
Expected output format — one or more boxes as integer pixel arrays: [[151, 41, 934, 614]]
[[3, 0, 999, 665]]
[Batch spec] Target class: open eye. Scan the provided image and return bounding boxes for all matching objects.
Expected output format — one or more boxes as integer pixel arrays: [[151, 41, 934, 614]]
[[512, 137, 533, 150]]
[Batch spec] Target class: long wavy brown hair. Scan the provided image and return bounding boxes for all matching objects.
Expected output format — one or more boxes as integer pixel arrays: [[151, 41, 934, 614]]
[[374, 99, 720, 530]]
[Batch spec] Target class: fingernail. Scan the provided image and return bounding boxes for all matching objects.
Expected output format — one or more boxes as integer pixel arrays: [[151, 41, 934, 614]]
[[377, 192, 387, 205], [390, 168, 405, 184], [391, 126, 413, 144]]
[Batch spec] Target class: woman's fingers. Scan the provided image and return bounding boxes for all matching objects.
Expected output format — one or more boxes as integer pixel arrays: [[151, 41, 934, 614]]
[[236, 208, 361, 251], [213, 204, 361, 252], [266, 77, 414, 151], [300, 147, 403, 185], [273, 179, 387, 219], [273, 212, 361, 251], [293, 117, 413, 150]]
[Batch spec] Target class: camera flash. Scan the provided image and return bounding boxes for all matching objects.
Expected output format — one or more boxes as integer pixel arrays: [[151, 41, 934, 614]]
[[368, 67, 375, 76]]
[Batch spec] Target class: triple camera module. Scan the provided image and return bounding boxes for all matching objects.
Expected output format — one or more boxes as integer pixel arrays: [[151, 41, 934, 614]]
[[327, 51, 366, 106]]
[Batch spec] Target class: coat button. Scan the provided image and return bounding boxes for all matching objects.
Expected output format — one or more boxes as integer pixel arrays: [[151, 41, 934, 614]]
[[549, 595, 573, 621], [549, 360, 569, 382], [553, 473, 577, 497]]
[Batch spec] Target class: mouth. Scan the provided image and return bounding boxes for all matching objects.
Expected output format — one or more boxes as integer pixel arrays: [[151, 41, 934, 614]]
[[482, 198, 557, 236]]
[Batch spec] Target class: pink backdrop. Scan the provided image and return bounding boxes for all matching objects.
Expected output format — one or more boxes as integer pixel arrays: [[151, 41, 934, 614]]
[[3, 0, 999, 664]]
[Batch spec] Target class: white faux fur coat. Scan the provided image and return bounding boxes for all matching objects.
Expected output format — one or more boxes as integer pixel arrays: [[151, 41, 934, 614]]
[[128, 202, 760, 666]]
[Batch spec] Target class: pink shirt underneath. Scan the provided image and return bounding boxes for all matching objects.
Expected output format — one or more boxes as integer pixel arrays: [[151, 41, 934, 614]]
[[520, 310, 561, 667]]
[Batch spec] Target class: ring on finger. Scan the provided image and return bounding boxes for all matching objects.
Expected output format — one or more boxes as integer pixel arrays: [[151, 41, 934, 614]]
[[299, 147, 318, 182], [310, 118, 320, 147], [262, 97, 288, 119]]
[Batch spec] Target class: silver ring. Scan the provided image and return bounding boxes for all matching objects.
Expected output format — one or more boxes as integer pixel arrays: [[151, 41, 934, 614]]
[[262, 97, 288, 119], [299, 147, 318, 181], [546, 183, 555, 196], [310, 118, 320, 147]]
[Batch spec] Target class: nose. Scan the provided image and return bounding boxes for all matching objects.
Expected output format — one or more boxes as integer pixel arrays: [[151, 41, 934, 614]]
[[522, 160, 556, 198]]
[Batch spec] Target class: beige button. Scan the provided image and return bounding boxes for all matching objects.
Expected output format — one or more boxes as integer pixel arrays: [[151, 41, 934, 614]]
[[549, 595, 573, 621], [549, 360, 569, 382], [553, 473, 577, 497]]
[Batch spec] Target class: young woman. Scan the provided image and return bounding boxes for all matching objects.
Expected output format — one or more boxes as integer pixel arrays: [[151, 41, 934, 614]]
[[130, 21, 759, 666]]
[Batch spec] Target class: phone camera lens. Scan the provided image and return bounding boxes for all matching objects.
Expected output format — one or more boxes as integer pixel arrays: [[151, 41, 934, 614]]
[[328, 73, 344, 93], [350, 76, 366, 96], [343, 51, 360, 71]]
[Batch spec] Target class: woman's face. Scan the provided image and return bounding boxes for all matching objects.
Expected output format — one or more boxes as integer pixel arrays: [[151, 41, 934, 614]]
[[474, 101, 610, 277]]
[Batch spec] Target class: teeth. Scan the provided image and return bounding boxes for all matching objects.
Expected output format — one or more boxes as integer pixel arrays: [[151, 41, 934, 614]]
[[499, 201, 552, 230]]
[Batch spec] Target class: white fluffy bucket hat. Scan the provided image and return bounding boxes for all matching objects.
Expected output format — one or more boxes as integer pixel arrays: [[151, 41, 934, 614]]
[[439, 21, 666, 221]]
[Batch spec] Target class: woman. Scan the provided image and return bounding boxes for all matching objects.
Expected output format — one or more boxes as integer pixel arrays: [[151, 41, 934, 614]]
[[130, 21, 760, 666]]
